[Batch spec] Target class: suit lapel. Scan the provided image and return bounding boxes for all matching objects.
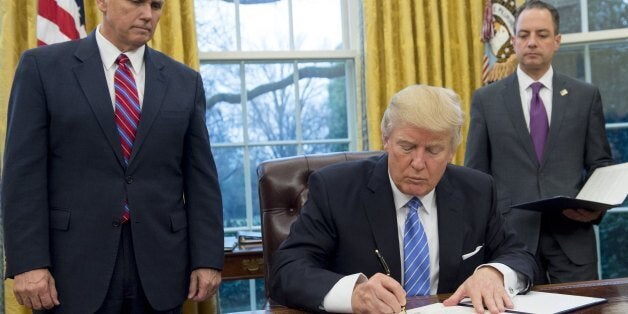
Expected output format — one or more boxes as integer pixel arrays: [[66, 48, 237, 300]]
[[362, 155, 403, 281], [435, 167, 464, 292], [72, 33, 125, 167], [542, 73, 568, 166], [503, 74, 539, 166], [127, 48, 168, 169]]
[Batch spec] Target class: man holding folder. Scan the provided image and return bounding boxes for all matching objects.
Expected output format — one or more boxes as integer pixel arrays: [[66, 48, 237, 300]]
[[465, 0, 613, 284]]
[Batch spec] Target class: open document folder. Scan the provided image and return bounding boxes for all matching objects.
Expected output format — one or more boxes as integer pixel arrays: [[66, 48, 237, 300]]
[[409, 291, 606, 314], [512, 162, 628, 212]]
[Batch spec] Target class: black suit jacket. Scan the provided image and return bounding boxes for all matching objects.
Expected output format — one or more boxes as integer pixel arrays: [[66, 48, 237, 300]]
[[465, 72, 613, 264], [2, 33, 223, 312], [269, 155, 536, 311]]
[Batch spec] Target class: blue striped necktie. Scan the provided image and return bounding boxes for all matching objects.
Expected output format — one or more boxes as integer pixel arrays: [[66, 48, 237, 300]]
[[404, 197, 430, 296]]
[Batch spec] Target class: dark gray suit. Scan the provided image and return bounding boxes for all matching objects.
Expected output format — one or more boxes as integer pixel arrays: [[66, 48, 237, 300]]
[[465, 72, 613, 282], [270, 155, 536, 312], [2, 33, 224, 312]]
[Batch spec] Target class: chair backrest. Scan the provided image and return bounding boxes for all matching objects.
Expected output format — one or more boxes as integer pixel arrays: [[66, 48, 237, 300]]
[[256, 151, 384, 298]]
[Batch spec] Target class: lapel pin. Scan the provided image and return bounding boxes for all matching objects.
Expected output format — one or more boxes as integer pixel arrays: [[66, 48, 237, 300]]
[[560, 89, 568, 96]]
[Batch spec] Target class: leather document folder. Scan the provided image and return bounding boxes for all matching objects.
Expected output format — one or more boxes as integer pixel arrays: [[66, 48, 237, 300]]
[[512, 162, 628, 212], [512, 196, 619, 212]]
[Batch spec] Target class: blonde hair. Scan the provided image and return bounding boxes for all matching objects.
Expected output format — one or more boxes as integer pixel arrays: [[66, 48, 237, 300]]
[[380, 84, 465, 150]]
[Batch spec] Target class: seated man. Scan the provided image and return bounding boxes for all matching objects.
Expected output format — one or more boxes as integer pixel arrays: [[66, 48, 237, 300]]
[[269, 85, 537, 313]]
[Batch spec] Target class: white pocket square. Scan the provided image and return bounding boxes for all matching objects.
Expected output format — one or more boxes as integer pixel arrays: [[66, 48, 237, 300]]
[[462, 245, 484, 260]]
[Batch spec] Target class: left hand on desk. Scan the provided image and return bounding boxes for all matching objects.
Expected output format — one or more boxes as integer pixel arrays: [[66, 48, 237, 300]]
[[443, 267, 512, 314], [562, 208, 604, 222], [188, 268, 222, 301]]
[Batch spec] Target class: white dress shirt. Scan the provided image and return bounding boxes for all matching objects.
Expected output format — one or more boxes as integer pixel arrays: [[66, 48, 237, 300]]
[[95, 25, 146, 109], [517, 65, 554, 131], [321, 173, 528, 312]]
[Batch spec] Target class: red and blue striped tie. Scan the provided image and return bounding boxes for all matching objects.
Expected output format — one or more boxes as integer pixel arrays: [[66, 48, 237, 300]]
[[114, 54, 140, 223]]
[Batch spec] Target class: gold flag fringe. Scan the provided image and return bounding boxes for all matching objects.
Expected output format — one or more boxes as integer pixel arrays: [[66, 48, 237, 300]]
[[484, 54, 518, 84]]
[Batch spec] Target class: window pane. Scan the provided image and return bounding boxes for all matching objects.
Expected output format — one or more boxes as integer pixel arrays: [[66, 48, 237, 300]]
[[303, 143, 349, 154], [218, 279, 265, 311], [211, 147, 247, 228], [202, 63, 244, 143], [588, 0, 628, 31], [240, 0, 290, 51], [293, 0, 343, 50], [195, 0, 237, 51], [252, 145, 299, 164], [249, 146, 297, 224], [607, 127, 628, 163], [600, 210, 628, 279], [550, 0, 582, 33], [553, 40, 628, 123], [300, 61, 348, 141], [245, 62, 297, 142], [552, 45, 584, 79], [589, 40, 628, 124]]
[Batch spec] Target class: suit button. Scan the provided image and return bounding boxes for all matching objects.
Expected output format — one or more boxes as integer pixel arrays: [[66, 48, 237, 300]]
[[125, 176, 133, 184], [112, 221, 120, 227]]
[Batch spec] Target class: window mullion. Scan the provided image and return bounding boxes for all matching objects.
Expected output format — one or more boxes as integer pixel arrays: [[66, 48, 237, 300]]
[[240, 61, 253, 228], [293, 61, 303, 155]]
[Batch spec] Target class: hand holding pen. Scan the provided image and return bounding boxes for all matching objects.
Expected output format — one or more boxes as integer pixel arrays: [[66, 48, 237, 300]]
[[375, 249, 407, 313], [342, 249, 409, 313]]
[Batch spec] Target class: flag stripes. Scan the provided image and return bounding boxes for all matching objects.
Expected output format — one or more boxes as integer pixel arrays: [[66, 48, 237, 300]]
[[37, 0, 86, 46]]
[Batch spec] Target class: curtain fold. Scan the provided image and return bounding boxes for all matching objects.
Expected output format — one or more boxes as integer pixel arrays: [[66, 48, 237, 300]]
[[363, 0, 485, 165], [1, 1, 212, 313]]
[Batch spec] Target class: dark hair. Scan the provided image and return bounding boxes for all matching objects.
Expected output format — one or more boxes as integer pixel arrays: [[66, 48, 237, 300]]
[[515, 0, 560, 34]]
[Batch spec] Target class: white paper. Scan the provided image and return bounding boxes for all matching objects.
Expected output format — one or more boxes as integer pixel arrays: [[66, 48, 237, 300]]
[[406, 303, 483, 314], [458, 291, 606, 314], [576, 162, 628, 205]]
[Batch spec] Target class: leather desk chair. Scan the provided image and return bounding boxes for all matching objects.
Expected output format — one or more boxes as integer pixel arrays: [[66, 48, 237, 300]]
[[256, 151, 384, 300]]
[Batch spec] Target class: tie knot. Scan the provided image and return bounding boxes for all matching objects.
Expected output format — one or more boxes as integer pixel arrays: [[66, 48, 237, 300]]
[[407, 197, 423, 212], [116, 54, 130, 66], [530, 82, 544, 95]]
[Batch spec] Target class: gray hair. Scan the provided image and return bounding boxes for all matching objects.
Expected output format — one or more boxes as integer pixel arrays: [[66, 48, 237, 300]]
[[380, 84, 465, 150]]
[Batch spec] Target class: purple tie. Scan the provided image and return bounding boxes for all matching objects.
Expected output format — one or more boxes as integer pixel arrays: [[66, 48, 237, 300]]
[[529, 82, 548, 162]]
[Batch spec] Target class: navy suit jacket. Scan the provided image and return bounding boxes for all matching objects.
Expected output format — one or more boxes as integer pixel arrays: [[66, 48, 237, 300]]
[[465, 72, 613, 264], [2, 33, 223, 312], [269, 154, 536, 312]]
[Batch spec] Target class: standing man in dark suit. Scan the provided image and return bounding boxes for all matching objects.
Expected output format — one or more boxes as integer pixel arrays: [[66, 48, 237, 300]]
[[2, 0, 224, 312], [465, 0, 613, 284], [270, 85, 536, 314]]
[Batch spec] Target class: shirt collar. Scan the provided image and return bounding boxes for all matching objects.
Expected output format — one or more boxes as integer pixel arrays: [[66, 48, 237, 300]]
[[388, 172, 435, 215], [517, 65, 553, 92], [95, 24, 145, 75]]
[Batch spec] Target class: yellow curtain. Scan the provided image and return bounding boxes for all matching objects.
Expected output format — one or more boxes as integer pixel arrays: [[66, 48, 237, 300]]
[[1, 1, 213, 313], [363, 0, 485, 165]]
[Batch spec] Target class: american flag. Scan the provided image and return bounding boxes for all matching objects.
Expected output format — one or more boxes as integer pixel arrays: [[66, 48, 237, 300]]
[[37, 0, 87, 46]]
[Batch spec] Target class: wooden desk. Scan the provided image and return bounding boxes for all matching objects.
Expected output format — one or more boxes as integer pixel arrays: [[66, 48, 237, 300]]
[[261, 277, 628, 313], [223, 245, 265, 281]]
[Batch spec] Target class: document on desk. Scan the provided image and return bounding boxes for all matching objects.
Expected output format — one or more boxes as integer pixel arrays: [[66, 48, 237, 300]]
[[512, 162, 628, 212], [409, 291, 606, 314]]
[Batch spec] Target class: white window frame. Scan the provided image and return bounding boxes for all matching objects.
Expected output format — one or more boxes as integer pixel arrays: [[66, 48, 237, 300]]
[[198, 0, 362, 234]]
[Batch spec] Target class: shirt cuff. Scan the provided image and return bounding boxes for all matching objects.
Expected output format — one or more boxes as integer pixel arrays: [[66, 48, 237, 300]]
[[321, 273, 368, 313], [478, 263, 529, 297]]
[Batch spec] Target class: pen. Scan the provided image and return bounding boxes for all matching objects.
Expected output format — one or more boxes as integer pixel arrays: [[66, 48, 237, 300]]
[[374, 249, 407, 313], [374, 249, 391, 275]]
